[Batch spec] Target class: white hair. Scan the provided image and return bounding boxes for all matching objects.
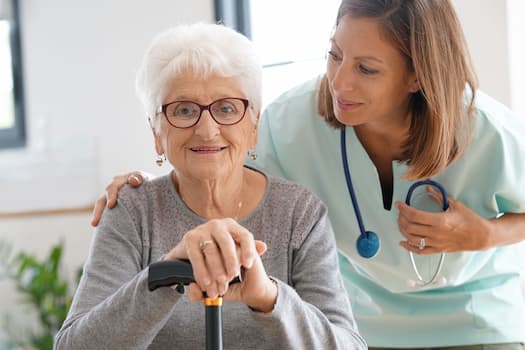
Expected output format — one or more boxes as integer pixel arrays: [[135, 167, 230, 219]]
[[135, 22, 262, 130]]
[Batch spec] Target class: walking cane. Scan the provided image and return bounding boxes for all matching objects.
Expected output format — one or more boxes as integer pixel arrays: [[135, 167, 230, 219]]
[[148, 259, 241, 350]]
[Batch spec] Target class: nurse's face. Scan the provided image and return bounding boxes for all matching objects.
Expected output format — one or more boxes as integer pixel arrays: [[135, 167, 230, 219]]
[[326, 15, 419, 128]]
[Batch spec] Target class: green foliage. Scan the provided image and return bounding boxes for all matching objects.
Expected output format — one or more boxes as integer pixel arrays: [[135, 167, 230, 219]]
[[0, 240, 81, 350]]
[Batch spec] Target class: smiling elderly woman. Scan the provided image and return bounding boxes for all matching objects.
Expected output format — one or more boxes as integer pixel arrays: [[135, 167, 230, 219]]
[[53, 23, 366, 350]]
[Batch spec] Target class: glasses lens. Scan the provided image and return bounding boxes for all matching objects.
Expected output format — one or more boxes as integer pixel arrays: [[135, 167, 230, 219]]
[[210, 99, 246, 125], [165, 102, 200, 127]]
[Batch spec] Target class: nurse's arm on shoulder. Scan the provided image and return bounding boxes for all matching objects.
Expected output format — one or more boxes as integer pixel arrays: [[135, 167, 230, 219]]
[[91, 171, 151, 226], [396, 187, 525, 255]]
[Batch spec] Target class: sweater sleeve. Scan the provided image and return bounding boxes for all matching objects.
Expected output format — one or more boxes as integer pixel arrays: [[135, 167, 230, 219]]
[[250, 198, 367, 349], [54, 199, 180, 350]]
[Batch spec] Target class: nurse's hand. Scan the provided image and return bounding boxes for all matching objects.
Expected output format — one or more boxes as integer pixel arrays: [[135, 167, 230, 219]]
[[91, 171, 149, 227], [396, 187, 493, 254], [165, 219, 277, 312]]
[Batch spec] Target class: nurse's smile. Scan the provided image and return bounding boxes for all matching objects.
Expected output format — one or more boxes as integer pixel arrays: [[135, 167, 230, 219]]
[[336, 99, 363, 111]]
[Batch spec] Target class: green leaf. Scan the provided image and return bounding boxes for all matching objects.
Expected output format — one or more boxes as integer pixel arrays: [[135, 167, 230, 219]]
[[0, 240, 81, 350]]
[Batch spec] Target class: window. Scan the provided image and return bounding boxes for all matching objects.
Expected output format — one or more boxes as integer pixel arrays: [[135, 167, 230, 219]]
[[0, 0, 25, 149], [214, 0, 251, 38], [215, 0, 340, 107]]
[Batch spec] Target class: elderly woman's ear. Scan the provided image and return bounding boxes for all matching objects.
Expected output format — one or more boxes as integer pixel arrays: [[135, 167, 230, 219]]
[[148, 119, 165, 159]]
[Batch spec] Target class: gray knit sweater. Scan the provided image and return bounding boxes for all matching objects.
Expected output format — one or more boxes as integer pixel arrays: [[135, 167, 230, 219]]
[[54, 170, 366, 349]]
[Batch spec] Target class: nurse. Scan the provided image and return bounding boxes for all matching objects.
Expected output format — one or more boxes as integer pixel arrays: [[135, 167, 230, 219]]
[[92, 0, 525, 348]]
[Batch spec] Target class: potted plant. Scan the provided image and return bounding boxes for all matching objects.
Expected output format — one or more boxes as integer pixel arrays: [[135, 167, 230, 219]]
[[0, 240, 81, 350]]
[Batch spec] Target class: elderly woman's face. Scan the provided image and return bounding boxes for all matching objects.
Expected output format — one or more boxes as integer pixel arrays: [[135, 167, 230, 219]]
[[153, 71, 259, 181]]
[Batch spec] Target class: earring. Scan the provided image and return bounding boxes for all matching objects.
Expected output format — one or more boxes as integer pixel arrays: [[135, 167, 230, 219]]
[[247, 149, 257, 161], [155, 154, 166, 167]]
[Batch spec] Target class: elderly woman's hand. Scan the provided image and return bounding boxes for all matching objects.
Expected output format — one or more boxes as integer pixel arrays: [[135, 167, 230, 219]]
[[162, 218, 276, 311], [217, 246, 278, 313], [186, 241, 277, 313]]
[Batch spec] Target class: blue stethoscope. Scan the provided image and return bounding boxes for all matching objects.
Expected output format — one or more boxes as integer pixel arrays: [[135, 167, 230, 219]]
[[340, 128, 449, 287]]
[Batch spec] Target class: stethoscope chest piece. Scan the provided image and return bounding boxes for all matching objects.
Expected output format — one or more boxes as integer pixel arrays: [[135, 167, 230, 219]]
[[356, 231, 380, 258]]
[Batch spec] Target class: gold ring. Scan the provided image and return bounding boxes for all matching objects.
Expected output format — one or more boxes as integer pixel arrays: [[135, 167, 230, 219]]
[[199, 240, 214, 251]]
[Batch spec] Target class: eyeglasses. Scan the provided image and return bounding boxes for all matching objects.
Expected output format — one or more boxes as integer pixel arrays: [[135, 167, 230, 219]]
[[158, 97, 249, 129]]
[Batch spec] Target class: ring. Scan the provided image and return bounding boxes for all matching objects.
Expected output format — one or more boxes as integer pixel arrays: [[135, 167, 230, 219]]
[[199, 240, 214, 251], [418, 238, 426, 250]]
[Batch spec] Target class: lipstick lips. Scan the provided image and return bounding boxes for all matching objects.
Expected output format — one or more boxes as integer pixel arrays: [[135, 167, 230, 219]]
[[336, 98, 363, 111]]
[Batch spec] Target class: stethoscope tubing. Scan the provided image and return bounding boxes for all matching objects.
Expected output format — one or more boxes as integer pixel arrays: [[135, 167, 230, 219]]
[[340, 128, 368, 237], [405, 179, 449, 210], [405, 179, 449, 287], [340, 128, 449, 287]]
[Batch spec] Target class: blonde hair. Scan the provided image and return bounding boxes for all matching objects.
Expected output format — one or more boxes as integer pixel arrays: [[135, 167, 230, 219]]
[[318, 0, 478, 180], [135, 23, 262, 131]]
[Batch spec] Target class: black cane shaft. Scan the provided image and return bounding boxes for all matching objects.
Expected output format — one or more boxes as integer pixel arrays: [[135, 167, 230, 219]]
[[205, 298, 223, 350]]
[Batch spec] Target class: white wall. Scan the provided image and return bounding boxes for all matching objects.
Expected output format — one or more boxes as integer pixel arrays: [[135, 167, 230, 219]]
[[452, 0, 511, 106], [507, 0, 525, 117], [0, 0, 523, 344], [0, 0, 214, 213]]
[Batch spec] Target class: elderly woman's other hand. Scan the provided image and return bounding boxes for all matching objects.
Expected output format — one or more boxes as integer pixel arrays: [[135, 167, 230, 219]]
[[188, 242, 278, 313], [219, 246, 278, 313]]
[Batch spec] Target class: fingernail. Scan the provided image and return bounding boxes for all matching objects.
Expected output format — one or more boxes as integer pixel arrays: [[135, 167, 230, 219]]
[[202, 277, 211, 286], [220, 284, 228, 295]]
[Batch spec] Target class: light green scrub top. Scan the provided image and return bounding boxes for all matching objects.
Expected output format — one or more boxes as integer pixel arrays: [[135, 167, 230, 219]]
[[247, 77, 525, 347]]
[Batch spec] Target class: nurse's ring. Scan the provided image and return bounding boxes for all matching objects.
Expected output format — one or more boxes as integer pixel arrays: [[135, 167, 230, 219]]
[[418, 238, 426, 250], [199, 240, 214, 252]]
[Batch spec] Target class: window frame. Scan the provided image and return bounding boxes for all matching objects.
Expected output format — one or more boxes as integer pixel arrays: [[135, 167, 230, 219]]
[[214, 0, 251, 38], [0, 0, 26, 149]]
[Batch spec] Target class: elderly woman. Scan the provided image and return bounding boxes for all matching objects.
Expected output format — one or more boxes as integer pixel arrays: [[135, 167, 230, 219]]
[[54, 23, 365, 349]]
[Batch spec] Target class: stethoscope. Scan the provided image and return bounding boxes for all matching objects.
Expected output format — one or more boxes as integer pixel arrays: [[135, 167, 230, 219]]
[[340, 128, 448, 287]]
